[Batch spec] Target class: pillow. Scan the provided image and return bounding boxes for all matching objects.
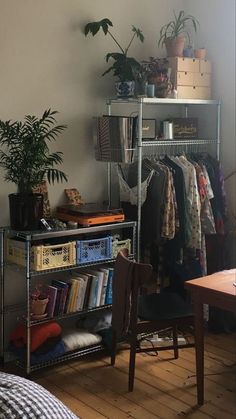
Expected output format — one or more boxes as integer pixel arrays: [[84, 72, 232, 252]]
[[10, 321, 62, 352], [62, 329, 102, 352], [0, 372, 78, 419], [77, 310, 112, 332]]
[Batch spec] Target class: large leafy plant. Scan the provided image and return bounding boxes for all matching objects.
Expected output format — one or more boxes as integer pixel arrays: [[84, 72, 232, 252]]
[[84, 18, 144, 82], [158, 10, 199, 48], [0, 109, 68, 194]]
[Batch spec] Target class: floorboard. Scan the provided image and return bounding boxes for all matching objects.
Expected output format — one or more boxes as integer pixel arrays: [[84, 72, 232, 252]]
[[3, 332, 235, 418]]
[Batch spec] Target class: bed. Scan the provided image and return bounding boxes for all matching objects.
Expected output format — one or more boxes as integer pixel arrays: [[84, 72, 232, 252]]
[[0, 372, 78, 418]]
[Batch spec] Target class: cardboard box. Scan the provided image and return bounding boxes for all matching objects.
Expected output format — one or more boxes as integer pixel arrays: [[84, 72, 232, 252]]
[[199, 59, 212, 73], [193, 72, 211, 87], [177, 86, 211, 100], [169, 57, 200, 73], [174, 71, 211, 88]]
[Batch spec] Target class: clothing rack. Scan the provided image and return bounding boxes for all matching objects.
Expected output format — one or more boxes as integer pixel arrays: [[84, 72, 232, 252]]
[[106, 98, 221, 261]]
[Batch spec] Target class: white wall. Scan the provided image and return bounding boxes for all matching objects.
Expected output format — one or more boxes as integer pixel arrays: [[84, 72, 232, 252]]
[[0, 0, 235, 225], [185, 0, 236, 222], [0, 0, 182, 224]]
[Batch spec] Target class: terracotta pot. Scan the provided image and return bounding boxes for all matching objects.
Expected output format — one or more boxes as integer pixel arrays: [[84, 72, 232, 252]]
[[165, 36, 185, 57], [31, 298, 49, 315], [194, 48, 206, 59]]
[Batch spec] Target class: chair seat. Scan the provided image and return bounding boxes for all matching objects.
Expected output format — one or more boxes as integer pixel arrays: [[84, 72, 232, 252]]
[[138, 291, 193, 321]]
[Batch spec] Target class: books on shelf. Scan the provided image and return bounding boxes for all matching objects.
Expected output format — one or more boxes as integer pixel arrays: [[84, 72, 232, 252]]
[[45, 285, 58, 318], [44, 265, 114, 318], [105, 268, 114, 305]]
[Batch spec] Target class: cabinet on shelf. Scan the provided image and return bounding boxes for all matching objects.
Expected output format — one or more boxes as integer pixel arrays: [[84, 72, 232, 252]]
[[106, 97, 221, 260], [0, 221, 136, 374]]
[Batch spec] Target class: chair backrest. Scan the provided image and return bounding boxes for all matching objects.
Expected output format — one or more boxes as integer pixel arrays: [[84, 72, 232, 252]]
[[112, 251, 153, 338]]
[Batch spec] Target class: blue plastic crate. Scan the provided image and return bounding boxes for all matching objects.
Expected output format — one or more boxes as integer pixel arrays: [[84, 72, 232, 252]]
[[76, 236, 112, 264]]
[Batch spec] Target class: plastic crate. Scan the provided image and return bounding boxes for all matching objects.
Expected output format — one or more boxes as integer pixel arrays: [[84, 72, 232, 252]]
[[112, 238, 131, 258], [76, 236, 112, 264], [6, 239, 76, 271]]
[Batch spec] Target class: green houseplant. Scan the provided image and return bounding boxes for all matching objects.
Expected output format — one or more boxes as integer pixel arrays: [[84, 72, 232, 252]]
[[142, 57, 170, 97], [84, 18, 144, 97], [0, 109, 68, 230], [158, 10, 199, 57]]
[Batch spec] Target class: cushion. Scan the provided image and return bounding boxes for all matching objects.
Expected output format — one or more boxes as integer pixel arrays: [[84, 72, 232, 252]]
[[138, 291, 193, 321], [62, 329, 102, 352]]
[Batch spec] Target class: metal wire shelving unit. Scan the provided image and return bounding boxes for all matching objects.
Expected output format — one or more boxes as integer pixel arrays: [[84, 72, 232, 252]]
[[0, 221, 136, 374], [106, 97, 221, 262]]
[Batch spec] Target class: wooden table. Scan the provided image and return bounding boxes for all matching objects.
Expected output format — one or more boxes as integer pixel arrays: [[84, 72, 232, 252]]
[[185, 269, 236, 405]]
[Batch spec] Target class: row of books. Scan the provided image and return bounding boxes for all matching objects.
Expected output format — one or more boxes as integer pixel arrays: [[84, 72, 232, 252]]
[[44, 266, 114, 318]]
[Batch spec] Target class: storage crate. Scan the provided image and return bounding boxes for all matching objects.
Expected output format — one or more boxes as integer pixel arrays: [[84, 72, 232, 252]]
[[6, 239, 76, 271], [112, 238, 131, 258], [76, 236, 112, 264]]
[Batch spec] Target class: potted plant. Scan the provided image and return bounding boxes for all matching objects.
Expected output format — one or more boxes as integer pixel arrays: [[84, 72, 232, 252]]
[[0, 109, 68, 230], [158, 10, 199, 57], [30, 286, 49, 319], [142, 57, 171, 97], [84, 18, 144, 97]]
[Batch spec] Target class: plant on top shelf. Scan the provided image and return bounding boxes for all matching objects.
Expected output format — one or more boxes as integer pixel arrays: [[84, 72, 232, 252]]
[[142, 57, 171, 97], [158, 10, 199, 57], [84, 18, 144, 96], [0, 109, 68, 230]]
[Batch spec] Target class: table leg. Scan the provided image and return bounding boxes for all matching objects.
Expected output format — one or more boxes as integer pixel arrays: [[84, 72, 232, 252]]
[[193, 297, 204, 405]]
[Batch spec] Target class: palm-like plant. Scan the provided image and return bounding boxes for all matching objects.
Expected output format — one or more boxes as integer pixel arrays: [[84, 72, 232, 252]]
[[0, 109, 67, 194], [84, 18, 144, 82], [158, 10, 199, 48]]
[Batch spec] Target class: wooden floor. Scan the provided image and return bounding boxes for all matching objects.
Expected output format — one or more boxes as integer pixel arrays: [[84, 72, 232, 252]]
[[30, 331, 236, 419]]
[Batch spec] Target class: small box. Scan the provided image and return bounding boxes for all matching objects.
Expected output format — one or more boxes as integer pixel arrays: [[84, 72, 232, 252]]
[[177, 85, 211, 99], [169, 57, 200, 73], [172, 118, 198, 139], [141, 119, 156, 139], [199, 59, 212, 74], [112, 238, 131, 258], [6, 239, 76, 271], [176, 71, 194, 86], [193, 72, 211, 87], [76, 236, 112, 264]]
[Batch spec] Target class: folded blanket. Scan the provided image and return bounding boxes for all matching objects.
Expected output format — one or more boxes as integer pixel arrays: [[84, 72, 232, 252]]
[[10, 321, 61, 352], [10, 340, 65, 365]]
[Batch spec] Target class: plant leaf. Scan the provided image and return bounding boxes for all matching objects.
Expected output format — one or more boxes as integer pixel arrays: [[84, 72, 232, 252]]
[[132, 26, 144, 43]]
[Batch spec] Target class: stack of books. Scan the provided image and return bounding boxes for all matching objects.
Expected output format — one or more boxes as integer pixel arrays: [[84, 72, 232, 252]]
[[45, 266, 114, 318]]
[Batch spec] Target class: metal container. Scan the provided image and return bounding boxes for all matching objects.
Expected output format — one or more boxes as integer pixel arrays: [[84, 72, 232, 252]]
[[163, 121, 173, 139]]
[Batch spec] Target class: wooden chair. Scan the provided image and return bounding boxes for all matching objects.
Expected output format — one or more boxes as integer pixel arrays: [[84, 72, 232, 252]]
[[111, 251, 195, 391]]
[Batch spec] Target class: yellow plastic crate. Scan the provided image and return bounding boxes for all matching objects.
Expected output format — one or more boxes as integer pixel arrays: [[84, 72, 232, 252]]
[[6, 239, 76, 271], [112, 238, 131, 258]]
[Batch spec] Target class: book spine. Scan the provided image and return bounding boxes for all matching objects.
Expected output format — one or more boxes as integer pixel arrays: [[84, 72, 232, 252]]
[[105, 268, 114, 305]]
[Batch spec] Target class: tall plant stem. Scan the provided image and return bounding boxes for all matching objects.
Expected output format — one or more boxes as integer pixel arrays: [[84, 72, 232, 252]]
[[107, 30, 125, 54], [125, 32, 136, 55]]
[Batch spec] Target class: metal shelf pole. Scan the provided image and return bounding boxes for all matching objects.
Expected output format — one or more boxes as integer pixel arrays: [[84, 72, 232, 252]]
[[0, 229, 5, 362], [26, 239, 31, 374], [137, 99, 143, 262], [216, 102, 221, 160], [107, 100, 112, 206]]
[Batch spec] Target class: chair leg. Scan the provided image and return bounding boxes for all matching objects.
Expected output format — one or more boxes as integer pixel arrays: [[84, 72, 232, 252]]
[[111, 330, 117, 366], [173, 325, 179, 359], [128, 336, 137, 392]]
